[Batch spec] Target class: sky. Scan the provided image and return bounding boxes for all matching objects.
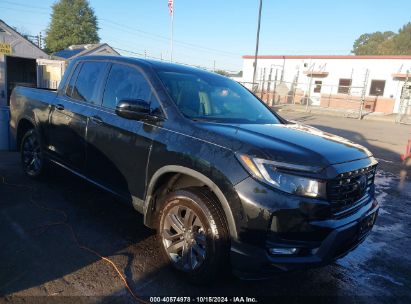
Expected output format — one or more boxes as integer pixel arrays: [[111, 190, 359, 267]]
[[1, 0, 411, 72]]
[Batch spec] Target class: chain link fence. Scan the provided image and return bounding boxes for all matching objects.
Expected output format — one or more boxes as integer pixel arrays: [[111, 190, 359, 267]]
[[238, 67, 411, 122], [396, 74, 411, 125], [241, 74, 373, 119]]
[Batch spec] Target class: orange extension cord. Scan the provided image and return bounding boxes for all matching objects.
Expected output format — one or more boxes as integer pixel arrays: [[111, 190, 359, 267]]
[[1, 175, 148, 303]]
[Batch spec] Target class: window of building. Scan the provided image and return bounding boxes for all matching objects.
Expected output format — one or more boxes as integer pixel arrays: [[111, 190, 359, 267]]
[[369, 80, 386, 96], [72, 61, 108, 104], [338, 78, 352, 94], [102, 64, 160, 114], [314, 80, 322, 93]]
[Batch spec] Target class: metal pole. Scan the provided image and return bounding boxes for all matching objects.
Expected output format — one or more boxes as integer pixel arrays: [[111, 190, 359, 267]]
[[306, 76, 313, 112], [305, 63, 314, 111], [252, 0, 263, 90], [359, 69, 369, 120], [292, 69, 299, 104], [396, 70, 409, 123], [261, 68, 266, 99], [267, 68, 273, 105], [272, 69, 278, 105], [257, 68, 263, 94], [170, 1, 174, 62]]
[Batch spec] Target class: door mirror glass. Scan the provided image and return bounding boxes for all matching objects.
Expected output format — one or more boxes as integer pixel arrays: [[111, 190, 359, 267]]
[[115, 99, 150, 120]]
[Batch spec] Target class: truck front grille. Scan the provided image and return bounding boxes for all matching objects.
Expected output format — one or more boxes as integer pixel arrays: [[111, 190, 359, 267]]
[[327, 165, 377, 215]]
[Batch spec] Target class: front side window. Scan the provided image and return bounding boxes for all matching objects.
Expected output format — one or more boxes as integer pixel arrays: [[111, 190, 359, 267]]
[[369, 80, 385, 96], [72, 61, 107, 104], [156, 69, 281, 124], [102, 64, 157, 111]]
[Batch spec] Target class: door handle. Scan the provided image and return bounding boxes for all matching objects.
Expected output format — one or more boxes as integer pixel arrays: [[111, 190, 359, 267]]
[[90, 115, 103, 124], [56, 104, 64, 111]]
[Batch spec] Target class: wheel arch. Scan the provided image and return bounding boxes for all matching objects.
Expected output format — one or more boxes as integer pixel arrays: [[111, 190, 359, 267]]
[[144, 165, 238, 239], [16, 117, 36, 151]]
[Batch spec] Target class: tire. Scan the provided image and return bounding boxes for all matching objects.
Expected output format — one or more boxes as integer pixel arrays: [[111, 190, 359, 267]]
[[20, 129, 47, 179], [157, 187, 230, 283]]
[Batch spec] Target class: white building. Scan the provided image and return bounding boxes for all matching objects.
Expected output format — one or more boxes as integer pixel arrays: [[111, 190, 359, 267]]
[[241, 55, 411, 114]]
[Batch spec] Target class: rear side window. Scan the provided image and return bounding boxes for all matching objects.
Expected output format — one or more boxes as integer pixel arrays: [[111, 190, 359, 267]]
[[102, 64, 153, 109], [72, 61, 107, 104]]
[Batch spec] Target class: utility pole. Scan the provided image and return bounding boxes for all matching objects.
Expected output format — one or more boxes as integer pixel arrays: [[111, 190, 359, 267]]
[[252, 0, 263, 91], [38, 32, 42, 49], [169, 0, 175, 62]]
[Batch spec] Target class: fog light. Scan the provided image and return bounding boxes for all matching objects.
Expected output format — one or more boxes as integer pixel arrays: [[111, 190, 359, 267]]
[[269, 248, 299, 255]]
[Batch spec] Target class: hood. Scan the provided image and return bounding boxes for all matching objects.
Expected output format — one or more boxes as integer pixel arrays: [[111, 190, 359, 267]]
[[196, 122, 373, 169]]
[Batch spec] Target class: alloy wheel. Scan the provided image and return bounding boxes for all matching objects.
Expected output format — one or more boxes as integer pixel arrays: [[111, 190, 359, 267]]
[[22, 132, 42, 176], [161, 202, 207, 271]]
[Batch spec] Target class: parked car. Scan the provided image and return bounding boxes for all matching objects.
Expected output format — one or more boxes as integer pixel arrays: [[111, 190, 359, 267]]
[[10, 56, 379, 281]]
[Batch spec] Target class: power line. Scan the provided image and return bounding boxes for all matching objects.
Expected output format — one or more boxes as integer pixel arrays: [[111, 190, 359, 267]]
[[2, 2, 354, 56], [99, 18, 242, 57], [2, 2, 243, 58], [1, 0, 49, 11], [113, 47, 239, 73], [0, 6, 49, 15]]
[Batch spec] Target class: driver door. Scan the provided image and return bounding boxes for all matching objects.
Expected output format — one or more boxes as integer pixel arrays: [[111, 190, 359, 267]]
[[86, 63, 161, 202]]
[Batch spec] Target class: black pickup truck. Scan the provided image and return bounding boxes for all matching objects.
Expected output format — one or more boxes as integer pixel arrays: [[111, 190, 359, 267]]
[[10, 56, 379, 281]]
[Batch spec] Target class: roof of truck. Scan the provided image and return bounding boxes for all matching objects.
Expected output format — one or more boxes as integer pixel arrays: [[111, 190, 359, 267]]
[[74, 55, 219, 77]]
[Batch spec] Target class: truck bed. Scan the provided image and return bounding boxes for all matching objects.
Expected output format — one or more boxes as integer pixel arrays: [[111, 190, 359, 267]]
[[9, 86, 58, 150]]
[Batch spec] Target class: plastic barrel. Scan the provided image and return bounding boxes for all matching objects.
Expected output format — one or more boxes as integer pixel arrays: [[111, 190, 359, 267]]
[[0, 106, 10, 150]]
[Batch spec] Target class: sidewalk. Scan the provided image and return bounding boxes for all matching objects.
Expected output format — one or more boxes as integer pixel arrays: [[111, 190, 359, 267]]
[[274, 104, 399, 123]]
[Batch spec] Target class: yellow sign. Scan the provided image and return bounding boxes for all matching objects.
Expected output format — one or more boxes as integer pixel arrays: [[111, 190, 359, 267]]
[[0, 43, 12, 55]]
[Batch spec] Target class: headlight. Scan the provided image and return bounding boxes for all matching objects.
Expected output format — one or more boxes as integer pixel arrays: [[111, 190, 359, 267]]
[[237, 154, 326, 199]]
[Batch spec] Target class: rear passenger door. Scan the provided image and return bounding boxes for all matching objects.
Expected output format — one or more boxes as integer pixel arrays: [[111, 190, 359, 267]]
[[86, 63, 163, 204], [47, 61, 108, 172]]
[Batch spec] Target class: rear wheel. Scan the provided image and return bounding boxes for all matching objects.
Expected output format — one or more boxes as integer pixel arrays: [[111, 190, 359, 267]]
[[21, 129, 46, 178], [158, 187, 229, 282]]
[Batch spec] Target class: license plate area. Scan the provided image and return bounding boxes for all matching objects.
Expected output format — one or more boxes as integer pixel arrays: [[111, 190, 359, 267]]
[[358, 211, 377, 238]]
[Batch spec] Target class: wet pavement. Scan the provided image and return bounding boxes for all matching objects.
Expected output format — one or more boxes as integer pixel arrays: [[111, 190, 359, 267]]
[[0, 114, 410, 303]]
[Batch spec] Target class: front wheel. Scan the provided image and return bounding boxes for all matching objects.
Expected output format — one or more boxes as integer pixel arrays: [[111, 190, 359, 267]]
[[21, 129, 46, 178], [157, 187, 230, 282]]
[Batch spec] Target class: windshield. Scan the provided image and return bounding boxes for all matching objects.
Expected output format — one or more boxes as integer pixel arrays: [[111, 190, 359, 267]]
[[156, 69, 281, 124]]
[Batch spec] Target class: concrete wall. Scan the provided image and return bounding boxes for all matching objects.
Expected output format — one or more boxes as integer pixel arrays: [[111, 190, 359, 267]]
[[241, 56, 411, 114]]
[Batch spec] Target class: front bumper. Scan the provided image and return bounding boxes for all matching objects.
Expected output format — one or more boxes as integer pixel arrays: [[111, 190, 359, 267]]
[[230, 176, 379, 279]]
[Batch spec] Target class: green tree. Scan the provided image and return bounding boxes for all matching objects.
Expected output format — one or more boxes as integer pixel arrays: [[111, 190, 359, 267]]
[[392, 22, 411, 55], [45, 0, 100, 53], [352, 31, 395, 55], [352, 22, 411, 55], [215, 69, 230, 76]]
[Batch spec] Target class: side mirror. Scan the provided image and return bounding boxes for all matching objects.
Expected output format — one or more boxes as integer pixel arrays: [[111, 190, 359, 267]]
[[115, 99, 151, 120]]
